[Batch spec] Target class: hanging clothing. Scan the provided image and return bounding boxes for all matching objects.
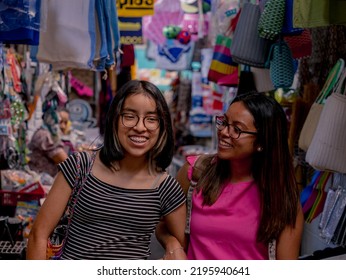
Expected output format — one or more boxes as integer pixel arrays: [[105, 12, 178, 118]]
[[36, 0, 120, 71]]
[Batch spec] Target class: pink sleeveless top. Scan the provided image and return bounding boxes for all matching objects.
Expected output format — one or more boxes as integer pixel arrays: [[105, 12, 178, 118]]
[[186, 156, 268, 260]]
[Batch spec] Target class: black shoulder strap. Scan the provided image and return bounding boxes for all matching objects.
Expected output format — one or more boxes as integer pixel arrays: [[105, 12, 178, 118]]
[[53, 151, 96, 258], [68, 151, 96, 214]]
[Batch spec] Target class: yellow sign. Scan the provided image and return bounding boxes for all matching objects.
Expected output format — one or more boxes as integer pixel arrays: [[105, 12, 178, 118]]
[[120, 36, 143, 45], [119, 17, 143, 45], [119, 20, 142, 32], [117, 0, 155, 17]]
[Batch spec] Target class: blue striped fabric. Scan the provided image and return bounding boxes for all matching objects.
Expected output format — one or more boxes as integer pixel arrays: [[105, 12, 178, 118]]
[[212, 52, 232, 65]]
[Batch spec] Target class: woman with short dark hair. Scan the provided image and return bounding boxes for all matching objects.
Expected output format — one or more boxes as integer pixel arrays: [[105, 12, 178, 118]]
[[27, 80, 186, 259]]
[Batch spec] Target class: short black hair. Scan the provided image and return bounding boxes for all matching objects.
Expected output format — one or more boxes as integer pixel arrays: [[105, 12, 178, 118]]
[[99, 80, 174, 173]]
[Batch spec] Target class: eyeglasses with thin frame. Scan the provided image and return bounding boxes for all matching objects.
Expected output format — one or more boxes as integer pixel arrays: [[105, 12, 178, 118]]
[[120, 113, 160, 131], [215, 115, 258, 139]]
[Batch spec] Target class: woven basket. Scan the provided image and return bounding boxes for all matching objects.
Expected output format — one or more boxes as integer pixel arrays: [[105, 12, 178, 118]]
[[266, 40, 295, 89], [231, 3, 272, 68], [284, 29, 312, 59], [258, 0, 285, 40]]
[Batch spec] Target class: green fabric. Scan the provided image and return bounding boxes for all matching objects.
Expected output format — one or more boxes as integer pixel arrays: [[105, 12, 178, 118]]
[[330, 0, 346, 24], [294, 0, 346, 27], [293, 0, 329, 28]]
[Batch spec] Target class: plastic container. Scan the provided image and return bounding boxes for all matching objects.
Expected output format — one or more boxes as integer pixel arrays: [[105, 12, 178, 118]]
[[0, 182, 45, 217]]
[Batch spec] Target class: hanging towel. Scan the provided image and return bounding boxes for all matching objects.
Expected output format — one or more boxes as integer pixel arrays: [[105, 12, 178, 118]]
[[37, 0, 97, 70], [100, 0, 120, 69]]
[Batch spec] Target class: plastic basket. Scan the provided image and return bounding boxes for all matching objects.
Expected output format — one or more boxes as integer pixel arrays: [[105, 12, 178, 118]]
[[0, 181, 45, 207], [0, 241, 26, 259]]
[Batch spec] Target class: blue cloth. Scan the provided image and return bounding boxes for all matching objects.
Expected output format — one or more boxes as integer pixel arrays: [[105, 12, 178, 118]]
[[0, 28, 39, 45], [102, 0, 120, 68], [0, 0, 41, 45], [300, 171, 321, 207]]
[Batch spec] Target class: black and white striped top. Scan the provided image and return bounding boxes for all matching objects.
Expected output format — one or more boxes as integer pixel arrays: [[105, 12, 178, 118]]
[[58, 152, 185, 259]]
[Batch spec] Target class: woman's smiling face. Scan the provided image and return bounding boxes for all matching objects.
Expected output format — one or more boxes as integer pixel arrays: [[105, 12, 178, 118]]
[[217, 101, 258, 161], [117, 93, 160, 159]]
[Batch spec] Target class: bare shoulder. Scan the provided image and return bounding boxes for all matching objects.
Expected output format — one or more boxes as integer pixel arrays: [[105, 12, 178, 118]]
[[157, 171, 170, 186], [176, 162, 191, 195]]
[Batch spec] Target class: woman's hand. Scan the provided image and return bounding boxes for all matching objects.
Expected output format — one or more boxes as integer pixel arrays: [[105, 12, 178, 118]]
[[162, 247, 187, 260], [155, 216, 187, 260]]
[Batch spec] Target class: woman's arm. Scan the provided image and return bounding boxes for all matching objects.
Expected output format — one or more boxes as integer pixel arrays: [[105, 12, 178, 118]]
[[155, 221, 186, 259], [26, 172, 72, 259], [276, 204, 304, 260], [155, 163, 191, 259], [176, 162, 193, 196], [160, 203, 187, 260]]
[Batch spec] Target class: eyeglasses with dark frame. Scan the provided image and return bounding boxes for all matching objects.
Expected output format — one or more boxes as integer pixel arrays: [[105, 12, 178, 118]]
[[120, 113, 160, 131], [215, 115, 258, 139]]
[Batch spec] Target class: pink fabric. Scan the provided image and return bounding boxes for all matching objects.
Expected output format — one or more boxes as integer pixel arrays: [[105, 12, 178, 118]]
[[142, 0, 184, 45], [70, 74, 93, 97], [186, 155, 199, 180], [186, 157, 268, 260]]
